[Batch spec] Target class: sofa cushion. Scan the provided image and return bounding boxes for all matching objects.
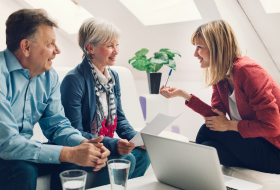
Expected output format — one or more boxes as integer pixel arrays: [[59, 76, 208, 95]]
[[222, 166, 280, 190], [36, 172, 98, 190], [36, 175, 51, 190]]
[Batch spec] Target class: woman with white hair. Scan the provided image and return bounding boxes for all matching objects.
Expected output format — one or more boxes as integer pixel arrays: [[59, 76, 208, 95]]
[[60, 17, 150, 187], [160, 20, 280, 174]]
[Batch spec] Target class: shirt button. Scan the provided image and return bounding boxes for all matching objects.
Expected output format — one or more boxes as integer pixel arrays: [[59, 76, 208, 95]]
[[49, 157, 53, 161]]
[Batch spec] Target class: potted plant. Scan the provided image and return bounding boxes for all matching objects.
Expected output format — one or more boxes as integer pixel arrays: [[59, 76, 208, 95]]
[[128, 48, 181, 94]]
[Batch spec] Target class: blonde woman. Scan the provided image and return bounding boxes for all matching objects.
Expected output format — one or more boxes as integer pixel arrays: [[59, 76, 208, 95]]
[[160, 20, 280, 174]]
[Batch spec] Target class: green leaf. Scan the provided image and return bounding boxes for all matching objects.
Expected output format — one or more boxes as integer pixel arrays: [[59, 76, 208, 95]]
[[140, 55, 147, 59], [168, 59, 176, 70], [167, 49, 181, 57], [135, 48, 149, 57], [129, 48, 180, 72], [163, 57, 173, 65], [131, 59, 150, 71], [150, 57, 167, 64], [159, 49, 174, 59], [128, 56, 137, 64], [159, 48, 169, 53], [154, 64, 163, 72], [154, 52, 168, 61], [129, 55, 147, 64], [159, 48, 181, 58], [146, 63, 155, 73]]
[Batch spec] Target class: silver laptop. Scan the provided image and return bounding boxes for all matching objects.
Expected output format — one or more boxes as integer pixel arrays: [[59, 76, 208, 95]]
[[141, 133, 262, 190]]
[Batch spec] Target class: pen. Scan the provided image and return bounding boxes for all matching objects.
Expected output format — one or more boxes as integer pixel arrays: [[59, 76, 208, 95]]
[[165, 69, 173, 87]]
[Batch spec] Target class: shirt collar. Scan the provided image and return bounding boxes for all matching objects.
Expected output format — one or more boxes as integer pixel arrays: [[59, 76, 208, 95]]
[[4, 48, 45, 78], [4, 49, 23, 73]]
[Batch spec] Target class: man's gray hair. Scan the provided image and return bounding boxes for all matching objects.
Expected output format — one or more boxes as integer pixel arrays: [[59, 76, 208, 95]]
[[78, 17, 121, 59]]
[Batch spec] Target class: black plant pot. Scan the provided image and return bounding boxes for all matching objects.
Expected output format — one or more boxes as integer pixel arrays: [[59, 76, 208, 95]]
[[147, 72, 162, 94]]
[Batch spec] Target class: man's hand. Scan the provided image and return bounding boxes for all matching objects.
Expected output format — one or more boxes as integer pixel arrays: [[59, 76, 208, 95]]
[[117, 139, 135, 155], [59, 136, 111, 171], [81, 136, 104, 149], [94, 145, 110, 171], [85, 136, 110, 171]]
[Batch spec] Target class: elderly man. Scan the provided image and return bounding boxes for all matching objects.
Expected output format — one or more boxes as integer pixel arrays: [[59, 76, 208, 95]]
[[0, 9, 110, 190]]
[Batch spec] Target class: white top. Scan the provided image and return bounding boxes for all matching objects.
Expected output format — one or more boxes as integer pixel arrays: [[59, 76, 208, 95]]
[[90, 64, 111, 136], [228, 90, 242, 121]]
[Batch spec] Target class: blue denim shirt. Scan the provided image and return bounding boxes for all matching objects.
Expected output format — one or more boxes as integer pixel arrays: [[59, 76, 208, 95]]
[[0, 49, 85, 164]]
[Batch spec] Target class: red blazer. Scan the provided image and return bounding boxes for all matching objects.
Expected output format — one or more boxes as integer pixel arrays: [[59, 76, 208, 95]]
[[186, 56, 280, 149]]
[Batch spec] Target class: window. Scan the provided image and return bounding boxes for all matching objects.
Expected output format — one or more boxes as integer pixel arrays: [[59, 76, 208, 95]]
[[24, 0, 93, 34], [260, 0, 280, 14], [119, 0, 202, 26]]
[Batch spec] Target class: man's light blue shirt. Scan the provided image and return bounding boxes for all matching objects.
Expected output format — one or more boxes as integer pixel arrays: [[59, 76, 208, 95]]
[[0, 49, 85, 164]]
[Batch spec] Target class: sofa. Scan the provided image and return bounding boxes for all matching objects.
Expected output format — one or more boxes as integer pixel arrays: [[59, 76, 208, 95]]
[[222, 166, 280, 190], [33, 66, 189, 190], [33, 66, 280, 190]]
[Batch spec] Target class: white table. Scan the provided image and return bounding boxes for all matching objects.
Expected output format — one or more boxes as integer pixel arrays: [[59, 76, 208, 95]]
[[88, 169, 262, 190], [87, 172, 179, 190], [139, 94, 169, 123]]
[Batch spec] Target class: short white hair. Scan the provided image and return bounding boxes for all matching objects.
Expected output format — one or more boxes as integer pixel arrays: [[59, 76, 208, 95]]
[[78, 17, 121, 58]]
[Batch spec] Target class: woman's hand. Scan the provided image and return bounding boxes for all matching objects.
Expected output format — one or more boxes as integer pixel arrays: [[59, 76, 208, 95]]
[[204, 109, 238, 132], [117, 139, 136, 155], [160, 86, 191, 101], [138, 145, 146, 150]]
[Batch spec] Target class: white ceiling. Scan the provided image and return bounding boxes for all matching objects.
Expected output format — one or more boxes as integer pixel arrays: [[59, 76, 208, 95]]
[[23, 0, 93, 34], [238, 0, 280, 72], [5, 0, 280, 82], [260, 0, 280, 14], [119, 0, 202, 26]]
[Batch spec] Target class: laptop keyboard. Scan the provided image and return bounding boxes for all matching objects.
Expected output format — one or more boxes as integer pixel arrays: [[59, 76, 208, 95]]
[[226, 187, 238, 190]]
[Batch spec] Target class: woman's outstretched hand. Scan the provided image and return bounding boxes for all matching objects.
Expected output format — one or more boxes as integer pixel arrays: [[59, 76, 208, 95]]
[[204, 109, 238, 132], [160, 85, 191, 101]]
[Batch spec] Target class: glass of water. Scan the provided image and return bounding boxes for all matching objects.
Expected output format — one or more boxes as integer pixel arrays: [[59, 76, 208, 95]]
[[107, 159, 131, 190], [60, 169, 87, 190]]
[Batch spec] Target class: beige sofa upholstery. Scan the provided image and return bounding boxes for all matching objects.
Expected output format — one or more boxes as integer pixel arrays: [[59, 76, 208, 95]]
[[34, 66, 188, 190], [222, 166, 280, 190]]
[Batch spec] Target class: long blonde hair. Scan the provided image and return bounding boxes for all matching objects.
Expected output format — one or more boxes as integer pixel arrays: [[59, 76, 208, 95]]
[[191, 20, 242, 87]]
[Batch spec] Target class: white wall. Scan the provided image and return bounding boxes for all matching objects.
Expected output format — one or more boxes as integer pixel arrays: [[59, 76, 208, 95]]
[[238, 0, 280, 77], [1, 0, 278, 141], [214, 0, 280, 84], [0, 0, 82, 68], [0, 0, 22, 51], [133, 0, 280, 141]]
